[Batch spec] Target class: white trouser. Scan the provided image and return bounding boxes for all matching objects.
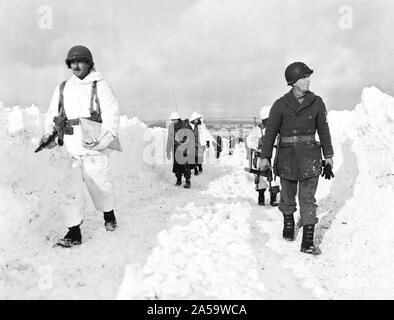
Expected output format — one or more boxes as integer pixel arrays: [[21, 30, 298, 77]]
[[256, 176, 280, 190], [62, 154, 116, 227], [255, 174, 269, 190], [255, 158, 280, 190]]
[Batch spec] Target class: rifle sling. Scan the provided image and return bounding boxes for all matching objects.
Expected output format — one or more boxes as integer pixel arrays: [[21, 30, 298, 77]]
[[58, 80, 101, 119]]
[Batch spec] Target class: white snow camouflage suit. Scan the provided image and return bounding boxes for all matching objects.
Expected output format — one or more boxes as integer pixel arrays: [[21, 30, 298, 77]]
[[45, 71, 120, 227], [246, 125, 279, 190]]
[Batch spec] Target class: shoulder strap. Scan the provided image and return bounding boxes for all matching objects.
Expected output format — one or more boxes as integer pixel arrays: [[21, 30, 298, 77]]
[[58, 81, 67, 115], [90, 81, 101, 114]]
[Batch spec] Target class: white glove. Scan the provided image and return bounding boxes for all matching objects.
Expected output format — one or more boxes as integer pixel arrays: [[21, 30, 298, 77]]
[[258, 158, 270, 171]]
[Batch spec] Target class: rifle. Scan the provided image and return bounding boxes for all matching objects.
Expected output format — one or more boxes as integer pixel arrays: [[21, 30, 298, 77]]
[[34, 114, 73, 153], [244, 148, 273, 188]]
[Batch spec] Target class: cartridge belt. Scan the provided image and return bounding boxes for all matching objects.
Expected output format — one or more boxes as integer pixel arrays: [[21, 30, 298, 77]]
[[280, 135, 316, 143], [68, 118, 80, 126]]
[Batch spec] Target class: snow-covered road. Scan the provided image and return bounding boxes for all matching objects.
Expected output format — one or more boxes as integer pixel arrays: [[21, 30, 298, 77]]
[[2, 86, 394, 299], [1, 149, 315, 299], [117, 152, 316, 300]]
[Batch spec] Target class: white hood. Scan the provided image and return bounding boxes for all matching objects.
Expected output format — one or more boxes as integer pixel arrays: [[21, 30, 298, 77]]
[[260, 105, 271, 120], [190, 111, 203, 122], [246, 126, 263, 150], [169, 111, 180, 120]]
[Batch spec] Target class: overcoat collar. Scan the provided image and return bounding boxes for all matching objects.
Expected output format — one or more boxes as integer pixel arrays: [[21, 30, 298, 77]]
[[284, 89, 316, 114]]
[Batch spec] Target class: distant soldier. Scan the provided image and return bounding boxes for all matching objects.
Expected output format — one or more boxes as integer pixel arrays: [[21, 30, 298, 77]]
[[228, 134, 235, 155], [39, 45, 120, 248], [246, 106, 280, 206], [260, 62, 334, 255], [166, 112, 193, 188], [216, 135, 222, 159], [189, 112, 205, 175]]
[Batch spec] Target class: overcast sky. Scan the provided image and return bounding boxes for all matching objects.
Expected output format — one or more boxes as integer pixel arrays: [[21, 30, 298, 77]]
[[1, 0, 393, 121]]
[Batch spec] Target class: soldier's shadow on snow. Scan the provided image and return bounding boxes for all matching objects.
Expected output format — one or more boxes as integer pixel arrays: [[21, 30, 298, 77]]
[[313, 138, 359, 247]]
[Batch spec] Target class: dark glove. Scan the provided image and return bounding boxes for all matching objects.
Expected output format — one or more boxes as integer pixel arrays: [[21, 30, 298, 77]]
[[321, 163, 335, 180]]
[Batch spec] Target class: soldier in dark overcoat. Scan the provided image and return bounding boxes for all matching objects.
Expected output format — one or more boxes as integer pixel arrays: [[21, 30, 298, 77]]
[[260, 62, 334, 255]]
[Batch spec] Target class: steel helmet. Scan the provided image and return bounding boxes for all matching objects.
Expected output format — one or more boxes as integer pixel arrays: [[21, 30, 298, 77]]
[[285, 62, 313, 85], [260, 106, 271, 120], [169, 112, 180, 120], [190, 111, 203, 122], [65, 45, 94, 68]]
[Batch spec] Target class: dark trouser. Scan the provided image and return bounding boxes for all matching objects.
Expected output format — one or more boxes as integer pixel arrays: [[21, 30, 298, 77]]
[[258, 189, 266, 204], [173, 162, 191, 179], [279, 176, 319, 226], [195, 150, 203, 171]]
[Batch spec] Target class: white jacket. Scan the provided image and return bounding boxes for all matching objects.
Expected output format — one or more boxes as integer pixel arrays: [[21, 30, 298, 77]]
[[200, 122, 215, 145], [246, 125, 279, 188], [190, 121, 215, 146], [246, 126, 264, 150], [45, 71, 120, 156]]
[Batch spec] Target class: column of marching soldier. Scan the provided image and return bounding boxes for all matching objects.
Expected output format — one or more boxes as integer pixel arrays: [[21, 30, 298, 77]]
[[38, 45, 334, 255]]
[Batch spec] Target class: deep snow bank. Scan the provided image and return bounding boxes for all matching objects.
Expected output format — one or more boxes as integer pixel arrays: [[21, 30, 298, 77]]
[[0, 105, 218, 263], [0, 106, 168, 266], [256, 86, 394, 299], [313, 86, 394, 299], [1, 85, 394, 299], [117, 86, 394, 299], [119, 202, 265, 299]]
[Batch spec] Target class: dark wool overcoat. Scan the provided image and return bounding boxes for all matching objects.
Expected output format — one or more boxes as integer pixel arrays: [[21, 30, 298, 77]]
[[261, 90, 334, 180], [166, 120, 195, 173]]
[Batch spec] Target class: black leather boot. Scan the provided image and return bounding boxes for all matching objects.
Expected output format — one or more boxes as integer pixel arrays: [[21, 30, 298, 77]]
[[104, 210, 117, 231], [194, 167, 199, 176], [175, 175, 182, 186], [301, 224, 320, 255], [269, 186, 280, 207], [184, 178, 191, 189], [56, 225, 82, 248], [258, 189, 266, 205], [282, 213, 295, 241]]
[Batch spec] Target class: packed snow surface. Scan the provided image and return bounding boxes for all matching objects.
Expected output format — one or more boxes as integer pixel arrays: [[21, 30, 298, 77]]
[[0, 86, 393, 299]]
